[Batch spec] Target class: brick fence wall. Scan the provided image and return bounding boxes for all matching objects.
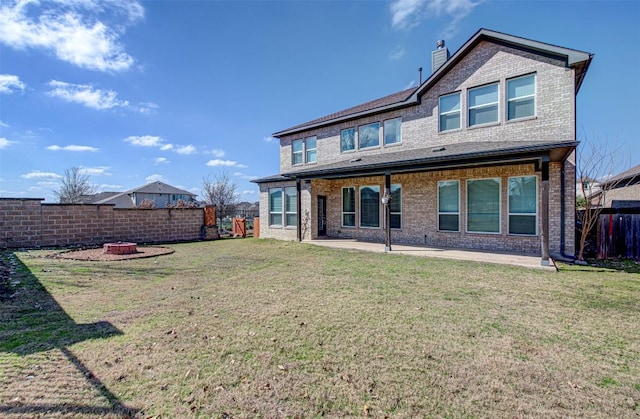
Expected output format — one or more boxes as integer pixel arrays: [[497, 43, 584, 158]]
[[0, 198, 212, 249]]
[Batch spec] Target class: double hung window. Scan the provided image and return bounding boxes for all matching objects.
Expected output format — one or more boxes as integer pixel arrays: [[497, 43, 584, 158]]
[[390, 184, 402, 229], [467, 178, 500, 233], [284, 187, 297, 227], [384, 118, 402, 145], [269, 189, 283, 226], [507, 75, 535, 120], [359, 186, 380, 228], [439, 93, 461, 132], [292, 137, 317, 165], [468, 84, 498, 127], [342, 187, 356, 227], [341, 128, 355, 152], [438, 180, 459, 231], [508, 176, 537, 235]]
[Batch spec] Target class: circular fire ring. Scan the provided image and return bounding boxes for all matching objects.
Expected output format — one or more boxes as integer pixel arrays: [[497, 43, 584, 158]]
[[103, 242, 138, 255]]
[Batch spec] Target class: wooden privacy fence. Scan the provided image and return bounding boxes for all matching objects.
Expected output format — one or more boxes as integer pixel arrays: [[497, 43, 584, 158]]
[[598, 213, 640, 259]]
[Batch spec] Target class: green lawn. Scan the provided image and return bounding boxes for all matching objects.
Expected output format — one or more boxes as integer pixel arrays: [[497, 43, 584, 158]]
[[1, 239, 639, 417]]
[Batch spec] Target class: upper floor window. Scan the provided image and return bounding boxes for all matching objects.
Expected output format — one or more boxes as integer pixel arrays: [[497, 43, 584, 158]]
[[439, 93, 460, 132], [292, 136, 317, 165], [468, 83, 498, 127], [305, 137, 317, 163], [384, 118, 402, 145], [507, 74, 535, 120], [341, 128, 356, 152], [358, 122, 380, 149]]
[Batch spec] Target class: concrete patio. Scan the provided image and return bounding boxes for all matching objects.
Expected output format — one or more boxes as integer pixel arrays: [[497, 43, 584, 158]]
[[304, 239, 557, 271]]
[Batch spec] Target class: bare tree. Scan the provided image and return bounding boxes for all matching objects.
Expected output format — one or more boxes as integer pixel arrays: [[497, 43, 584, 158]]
[[202, 171, 238, 225], [54, 166, 96, 203], [576, 138, 627, 261]]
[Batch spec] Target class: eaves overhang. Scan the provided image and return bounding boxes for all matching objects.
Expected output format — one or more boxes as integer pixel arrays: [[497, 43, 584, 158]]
[[280, 141, 578, 181]]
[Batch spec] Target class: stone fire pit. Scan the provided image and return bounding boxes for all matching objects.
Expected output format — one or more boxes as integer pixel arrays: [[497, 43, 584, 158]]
[[103, 242, 138, 255]]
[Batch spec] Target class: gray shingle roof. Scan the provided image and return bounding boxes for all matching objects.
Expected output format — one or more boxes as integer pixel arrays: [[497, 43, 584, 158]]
[[126, 181, 196, 196]]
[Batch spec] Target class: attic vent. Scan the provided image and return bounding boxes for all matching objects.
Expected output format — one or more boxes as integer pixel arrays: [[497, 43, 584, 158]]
[[431, 40, 450, 73], [349, 158, 362, 163], [432, 146, 446, 152]]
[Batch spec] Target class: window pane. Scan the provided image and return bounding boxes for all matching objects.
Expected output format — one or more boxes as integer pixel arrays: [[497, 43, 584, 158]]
[[469, 84, 498, 107], [508, 75, 534, 98], [292, 139, 303, 152], [439, 214, 459, 231], [390, 185, 401, 213], [438, 181, 459, 212], [305, 137, 317, 163], [358, 123, 380, 149], [285, 187, 296, 212], [440, 93, 460, 113], [343, 214, 355, 227], [306, 149, 317, 163], [509, 176, 536, 214], [508, 97, 534, 120], [390, 214, 401, 229], [384, 118, 401, 145], [270, 213, 282, 226], [269, 189, 282, 212], [341, 128, 355, 152], [469, 105, 498, 126], [285, 213, 297, 227], [440, 113, 460, 131], [509, 215, 536, 235], [342, 187, 355, 212], [467, 179, 500, 233], [360, 186, 380, 228]]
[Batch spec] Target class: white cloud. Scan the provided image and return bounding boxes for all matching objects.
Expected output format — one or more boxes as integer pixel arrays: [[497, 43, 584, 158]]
[[0, 119, 9, 127], [241, 190, 257, 195], [79, 166, 110, 176], [0, 74, 25, 94], [125, 135, 165, 147], [263, 136, 277, 144], [145, 174, 166, 183], [208, 148, 225, 157], [47, 80, 128, 110], [46, 144, 99, 152], [21, 170, 62, 179], [153, 157, 169, 164], [0, 137, 11, 149], [389, 46, 406, 60], [97, 183, 123, 191], [0, 0, 143, 72], [175, 144, 196, 155], [206, 159, 247, 168], [160, 143, 174, 151], [390, 0, 425, 30], [390, 0, 481, 36], [233, 172, 258, 181]]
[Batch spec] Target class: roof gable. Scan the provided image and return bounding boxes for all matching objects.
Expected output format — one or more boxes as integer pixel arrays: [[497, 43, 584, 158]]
[[126, 181, 196, 196], [274, 28, 592, 138]]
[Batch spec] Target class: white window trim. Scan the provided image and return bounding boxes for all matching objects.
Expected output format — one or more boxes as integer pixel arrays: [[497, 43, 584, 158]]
[[341, 186, 356, 228], [383, 117, 402, 146], [466, 177, 502, 234], [507, 74, 536, 121], [437, 180, 460, 232], [508, 175, 538, 236], [292, 137, 317, 165], [439, 92, 461, 132], [305, 136, 317, 164], [291, 139, 303, 166], [468, 83, 499, 128], [359, 185, 381, 229]]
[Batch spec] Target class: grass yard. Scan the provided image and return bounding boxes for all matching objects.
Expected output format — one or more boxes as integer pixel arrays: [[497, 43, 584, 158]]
[[1, 239, 639, 418]]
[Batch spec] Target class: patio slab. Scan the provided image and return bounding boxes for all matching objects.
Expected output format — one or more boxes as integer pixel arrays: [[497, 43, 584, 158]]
[[304, 239, 557, 271]]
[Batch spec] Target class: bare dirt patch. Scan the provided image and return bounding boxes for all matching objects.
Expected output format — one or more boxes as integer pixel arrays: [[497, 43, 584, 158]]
[[53, 246, 174, 261]]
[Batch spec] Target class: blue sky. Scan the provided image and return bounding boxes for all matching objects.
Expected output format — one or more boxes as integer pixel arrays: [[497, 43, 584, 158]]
[[1, 0, 638, 202]]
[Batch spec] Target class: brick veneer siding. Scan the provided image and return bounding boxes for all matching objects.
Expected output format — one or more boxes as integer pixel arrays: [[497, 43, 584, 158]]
[[278, 40, 575, 174], [257, 181, 312, 241], [603, 183, 640, 207], [0, 199, 207, 249]]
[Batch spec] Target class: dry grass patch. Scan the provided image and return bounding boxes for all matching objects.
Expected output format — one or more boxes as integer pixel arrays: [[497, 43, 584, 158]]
[[1, 239, 639, 417]]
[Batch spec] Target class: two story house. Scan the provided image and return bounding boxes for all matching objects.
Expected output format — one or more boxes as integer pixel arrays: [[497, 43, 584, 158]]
[[253, 29, 592, 265]]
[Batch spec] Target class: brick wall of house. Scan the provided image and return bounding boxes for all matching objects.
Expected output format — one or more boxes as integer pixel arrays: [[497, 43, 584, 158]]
[[278, 40, 575, 174], [604, 183, 640, 207], [0, 198, 207, 248], [310, 163, 550, 255]]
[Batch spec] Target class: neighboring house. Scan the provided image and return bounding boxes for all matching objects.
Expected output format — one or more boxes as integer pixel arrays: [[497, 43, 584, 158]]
[[92, 181, 197, 208], [253, 28, 592, 265], [234, 201, 260, 219], [590, 164, 640, 208]]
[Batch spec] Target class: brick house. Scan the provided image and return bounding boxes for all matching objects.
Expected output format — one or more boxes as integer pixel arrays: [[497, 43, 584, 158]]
[[92, 181, 197, 208], [253, 29, 592, 265]]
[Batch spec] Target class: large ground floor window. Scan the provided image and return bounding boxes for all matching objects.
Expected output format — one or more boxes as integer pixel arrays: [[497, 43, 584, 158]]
[[390, 184, 402, 229], [342, 187, 356, 227], [508, 176, 537, 235], [438, 180, 459, 231], [269, 187, 297, 227], [360, 186, 380, 228], [467, 178, 501, 233]]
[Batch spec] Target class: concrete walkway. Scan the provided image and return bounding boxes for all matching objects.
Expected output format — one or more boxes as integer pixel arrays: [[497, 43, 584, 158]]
[[304, 239, 557, 271]]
